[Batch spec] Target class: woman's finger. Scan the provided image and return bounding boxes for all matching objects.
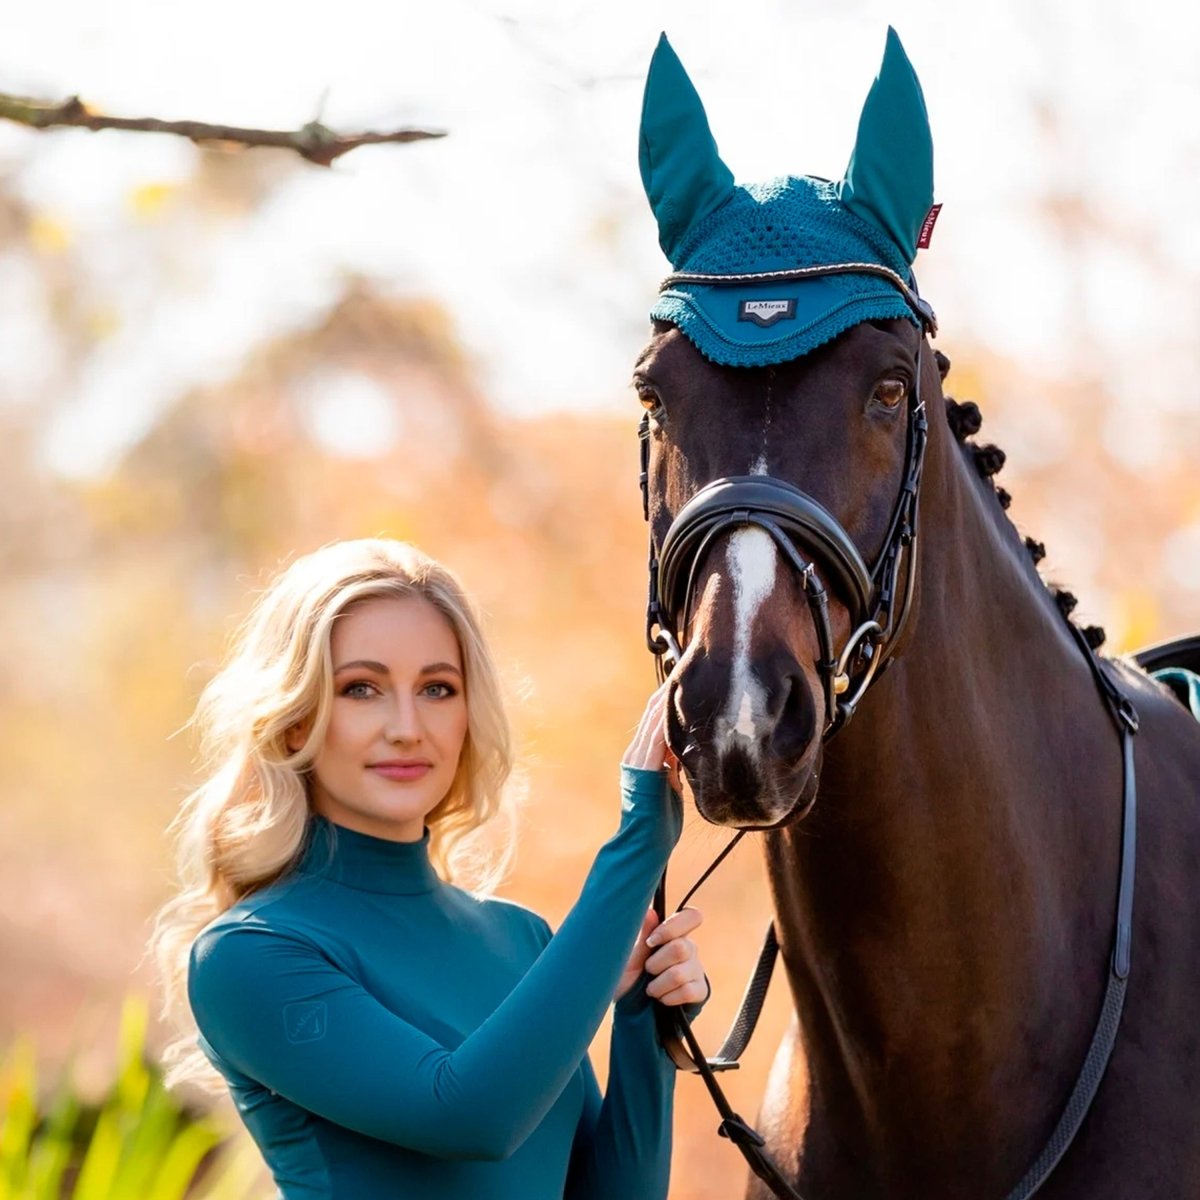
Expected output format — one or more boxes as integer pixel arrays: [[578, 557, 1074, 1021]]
[[653, 979, 711, 1007], [615, 909, 661, 1001], [636, 908, 660, 952], [664, 746, 682, 794], [627, 911, 659, 970], [645, 906, 702, 948], [630, 712, 663, 767], [645, 938, 696, 976], [622, 682, 672, 770], [645, 962, 703, 999]]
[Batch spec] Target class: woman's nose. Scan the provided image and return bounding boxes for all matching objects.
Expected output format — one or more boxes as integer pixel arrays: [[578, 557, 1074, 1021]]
[[384, 697, 422, 743]]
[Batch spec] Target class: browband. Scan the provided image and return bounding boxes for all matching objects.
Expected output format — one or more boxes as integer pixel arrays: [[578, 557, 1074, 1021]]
[[659, 261, 938, 336]]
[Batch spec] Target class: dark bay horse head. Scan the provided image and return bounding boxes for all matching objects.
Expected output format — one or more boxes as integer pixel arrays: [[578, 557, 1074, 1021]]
[[635, 29, 940, 828], [634, 30, 1200, 1200]]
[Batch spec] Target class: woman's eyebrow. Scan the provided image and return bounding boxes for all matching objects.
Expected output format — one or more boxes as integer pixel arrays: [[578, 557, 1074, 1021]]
[[333, 659, 462, 677], [334, 659, 389, 674], [419, 661, 462, 678]]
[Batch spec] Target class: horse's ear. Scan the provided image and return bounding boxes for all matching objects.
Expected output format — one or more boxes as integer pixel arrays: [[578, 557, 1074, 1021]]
[[836, 27, 934, 265], [639, 33, 735, 261]]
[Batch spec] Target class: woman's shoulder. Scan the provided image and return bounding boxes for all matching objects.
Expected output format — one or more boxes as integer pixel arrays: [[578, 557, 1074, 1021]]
[[190, 873, 321, 962]]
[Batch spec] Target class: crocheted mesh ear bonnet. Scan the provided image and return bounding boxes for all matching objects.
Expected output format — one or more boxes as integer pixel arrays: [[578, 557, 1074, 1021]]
[[639, 28, 936, 368]]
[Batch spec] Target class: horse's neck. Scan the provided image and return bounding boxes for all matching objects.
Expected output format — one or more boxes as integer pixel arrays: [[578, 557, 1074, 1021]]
[[764, 439, 1124, 1192]]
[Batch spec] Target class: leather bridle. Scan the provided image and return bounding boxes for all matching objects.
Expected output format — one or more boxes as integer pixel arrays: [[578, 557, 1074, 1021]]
[[642, 264, 934, 736], [639, 263, 1140, 1200]]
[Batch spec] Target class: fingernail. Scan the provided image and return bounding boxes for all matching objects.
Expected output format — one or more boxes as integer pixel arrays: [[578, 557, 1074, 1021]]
[[646, 934, 661, 948]]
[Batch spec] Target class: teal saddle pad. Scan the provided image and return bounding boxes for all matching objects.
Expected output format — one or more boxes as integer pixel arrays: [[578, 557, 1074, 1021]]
[[1135, 634, 1200, 722], [1151, 668, 1200, 721]]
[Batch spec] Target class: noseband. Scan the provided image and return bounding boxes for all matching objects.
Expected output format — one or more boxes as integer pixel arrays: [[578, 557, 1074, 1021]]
[[640, 262, 937, 736]]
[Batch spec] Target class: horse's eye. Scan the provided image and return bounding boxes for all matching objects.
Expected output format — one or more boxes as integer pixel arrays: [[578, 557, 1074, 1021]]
[[873, 378, 907, 409], [636, 383, 666, 420]]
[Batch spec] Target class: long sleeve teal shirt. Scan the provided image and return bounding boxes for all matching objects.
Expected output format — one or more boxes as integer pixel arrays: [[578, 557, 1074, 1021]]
[[187, 766, 684, 1199]]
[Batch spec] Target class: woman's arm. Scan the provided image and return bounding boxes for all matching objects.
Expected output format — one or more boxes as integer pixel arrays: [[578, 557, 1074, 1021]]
[[188, 765, 678, 1162], [564, 988, 675, 1200], [563, 907, 709, 1199]]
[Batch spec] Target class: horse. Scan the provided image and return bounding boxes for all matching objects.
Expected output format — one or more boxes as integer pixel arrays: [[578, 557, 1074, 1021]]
[[633, 29, 1200, 1199]]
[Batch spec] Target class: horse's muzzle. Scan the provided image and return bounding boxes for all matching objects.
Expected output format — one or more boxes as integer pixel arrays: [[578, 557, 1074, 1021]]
[[667, 653, 824, 827]]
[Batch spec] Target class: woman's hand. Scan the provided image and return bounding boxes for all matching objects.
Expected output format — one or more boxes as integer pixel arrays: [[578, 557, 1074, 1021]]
[[615, 906, 707, 1004], [622, 680, 683, 792]]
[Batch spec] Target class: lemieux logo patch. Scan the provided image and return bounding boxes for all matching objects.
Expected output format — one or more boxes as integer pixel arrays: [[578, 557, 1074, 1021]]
[[917, 203, 943, 250], [738, 299, 797, 328], [283, 1001, 328, 1044]]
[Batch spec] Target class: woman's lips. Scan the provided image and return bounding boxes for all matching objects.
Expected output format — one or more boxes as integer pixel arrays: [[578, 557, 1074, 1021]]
[[370, 764, 432, 782]]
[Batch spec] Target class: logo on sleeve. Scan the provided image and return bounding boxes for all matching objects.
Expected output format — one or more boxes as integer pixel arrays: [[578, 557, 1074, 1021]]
[[738, 299, 797, 327], [283, 1001, 328, 1044]]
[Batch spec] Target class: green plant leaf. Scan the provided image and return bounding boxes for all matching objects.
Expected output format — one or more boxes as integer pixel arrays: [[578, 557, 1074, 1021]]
[[21, 1044, 83, 1200], [146, 1119, 224, 1200], [69, 1105, 122, 1200], [108, 1082, 180, 1197], [0, 1036, 38, 1193], [114, 995, 151, 1116], [0, 993, 269, 1200], [191, 1135, 271, 1200]]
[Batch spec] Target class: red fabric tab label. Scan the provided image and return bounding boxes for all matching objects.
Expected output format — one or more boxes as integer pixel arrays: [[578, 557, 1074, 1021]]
[[917, 203, 943, 250]]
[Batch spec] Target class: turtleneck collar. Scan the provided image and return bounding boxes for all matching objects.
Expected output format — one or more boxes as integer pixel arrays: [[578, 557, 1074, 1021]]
[[296, 813, 441, 895]]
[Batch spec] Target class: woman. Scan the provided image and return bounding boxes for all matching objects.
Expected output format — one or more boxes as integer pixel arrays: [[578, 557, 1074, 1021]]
[[150, 537, 706, 1200]]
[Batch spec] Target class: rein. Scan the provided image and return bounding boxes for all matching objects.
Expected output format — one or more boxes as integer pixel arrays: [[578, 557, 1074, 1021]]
[[640, 263, 1141, 1198]]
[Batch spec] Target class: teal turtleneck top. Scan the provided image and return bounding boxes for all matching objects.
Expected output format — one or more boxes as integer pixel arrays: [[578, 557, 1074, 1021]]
[[187, 766, 684, 1200]]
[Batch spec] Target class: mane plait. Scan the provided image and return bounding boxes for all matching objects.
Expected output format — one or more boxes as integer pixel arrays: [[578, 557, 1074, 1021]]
[[940, 363, 1107, 651]]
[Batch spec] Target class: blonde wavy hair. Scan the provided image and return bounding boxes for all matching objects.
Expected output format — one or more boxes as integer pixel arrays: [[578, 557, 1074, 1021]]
[[148, 538, 519, 1094]]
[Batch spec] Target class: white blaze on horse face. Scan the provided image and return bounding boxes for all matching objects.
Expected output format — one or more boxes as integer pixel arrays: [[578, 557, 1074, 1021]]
[[750, 453, 768, 476], [722, 527, 777, 751]]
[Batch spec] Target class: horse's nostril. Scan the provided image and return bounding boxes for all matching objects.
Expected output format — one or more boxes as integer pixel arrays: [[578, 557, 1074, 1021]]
[[770, 672, 817, 761]]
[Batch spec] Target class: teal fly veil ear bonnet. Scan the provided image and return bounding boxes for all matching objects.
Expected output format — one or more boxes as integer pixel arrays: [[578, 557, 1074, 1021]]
[[639, 28, 936, 367]]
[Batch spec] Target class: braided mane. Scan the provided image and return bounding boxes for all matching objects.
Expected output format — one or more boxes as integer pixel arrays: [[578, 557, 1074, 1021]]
[[935, 349, 1106, 651]]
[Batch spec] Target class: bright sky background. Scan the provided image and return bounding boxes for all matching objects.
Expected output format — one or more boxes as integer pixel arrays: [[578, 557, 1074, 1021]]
[[1, 0, 1198, 478]]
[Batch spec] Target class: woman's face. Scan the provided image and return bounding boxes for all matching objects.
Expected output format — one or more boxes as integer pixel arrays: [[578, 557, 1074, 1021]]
[[295, 594, 470, 842]]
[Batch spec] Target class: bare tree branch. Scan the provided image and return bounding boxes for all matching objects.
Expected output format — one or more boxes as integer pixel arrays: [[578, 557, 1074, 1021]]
[[0, 93, 445, 165]]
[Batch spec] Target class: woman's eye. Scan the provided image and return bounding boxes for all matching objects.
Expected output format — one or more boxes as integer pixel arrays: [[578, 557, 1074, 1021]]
[[342, 680, 377, 699], [423, 681, 458, 699], [873, 378, 907, 409]]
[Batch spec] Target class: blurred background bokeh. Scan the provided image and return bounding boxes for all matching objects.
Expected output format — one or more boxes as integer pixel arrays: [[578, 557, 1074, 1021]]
[[1, 1, 1198, 1196]]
